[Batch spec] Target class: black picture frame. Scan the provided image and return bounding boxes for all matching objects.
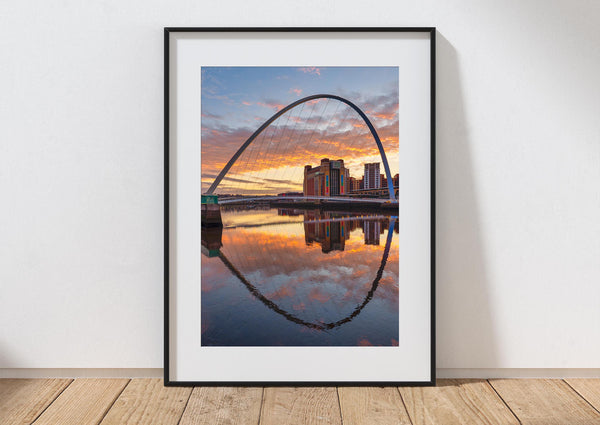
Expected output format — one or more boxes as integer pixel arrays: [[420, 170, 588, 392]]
[[165, 27, 436, 387]]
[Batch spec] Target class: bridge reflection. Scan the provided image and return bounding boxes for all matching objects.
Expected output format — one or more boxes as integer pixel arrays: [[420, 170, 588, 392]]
[[201, 208, 398, 333], [202, 208, 399, 255], [301, 209, 395, 253]]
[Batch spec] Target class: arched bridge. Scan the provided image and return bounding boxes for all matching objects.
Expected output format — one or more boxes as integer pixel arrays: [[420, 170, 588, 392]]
[[207, 94, 397, 201]]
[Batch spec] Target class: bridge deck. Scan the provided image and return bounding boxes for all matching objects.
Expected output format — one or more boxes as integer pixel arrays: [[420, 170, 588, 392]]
[[218, 196, 394, 205]]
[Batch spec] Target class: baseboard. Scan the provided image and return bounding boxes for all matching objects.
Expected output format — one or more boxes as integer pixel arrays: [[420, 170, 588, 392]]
[[1, 368, 599, 379], [0, 369, 163, 378], [437, 368, 600, 379]]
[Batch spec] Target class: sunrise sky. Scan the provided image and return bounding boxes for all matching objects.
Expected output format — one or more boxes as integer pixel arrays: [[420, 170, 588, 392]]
[[201, 66, 399, 195]]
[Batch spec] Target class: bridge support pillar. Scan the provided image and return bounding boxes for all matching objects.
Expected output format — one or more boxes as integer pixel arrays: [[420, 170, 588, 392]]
[[201, 194, 223, 227]]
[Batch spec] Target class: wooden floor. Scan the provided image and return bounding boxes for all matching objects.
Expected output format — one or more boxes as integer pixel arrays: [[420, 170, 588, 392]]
[[1, 379, 599, 424]]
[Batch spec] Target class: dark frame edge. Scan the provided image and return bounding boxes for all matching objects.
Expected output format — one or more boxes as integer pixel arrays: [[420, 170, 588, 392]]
[[164, 26, 436, 33], [164, 26, 437, 387], [164, 27, 171, 386], [165, 380, 435, 387], [429, 27, 437, 387]]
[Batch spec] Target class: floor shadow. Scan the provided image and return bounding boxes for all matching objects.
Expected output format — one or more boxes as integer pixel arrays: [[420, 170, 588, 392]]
[[434, 378, 488, 387], [436, 33, 498, 372]]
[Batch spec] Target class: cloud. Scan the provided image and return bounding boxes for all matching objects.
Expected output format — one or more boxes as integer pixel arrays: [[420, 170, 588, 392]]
[[290, 88, 302, 96], [203, 93, 235, 105], [257, 99, 285, 110], [221, 176, 255, 184], [201, 112, 222, 120], [261, 178, 299, 185], [242, 101, 252, 106], [298, 67, 321, 76]]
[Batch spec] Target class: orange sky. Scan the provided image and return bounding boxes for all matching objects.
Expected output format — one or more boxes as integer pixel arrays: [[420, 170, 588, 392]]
[[201, 67, 399, 195]]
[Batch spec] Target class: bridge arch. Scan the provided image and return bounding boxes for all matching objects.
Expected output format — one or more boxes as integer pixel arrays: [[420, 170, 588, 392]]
[[206, 94, 397, 201]]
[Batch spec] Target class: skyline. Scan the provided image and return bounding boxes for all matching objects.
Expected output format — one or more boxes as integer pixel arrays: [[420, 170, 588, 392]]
[[201, 66, 400, 195]]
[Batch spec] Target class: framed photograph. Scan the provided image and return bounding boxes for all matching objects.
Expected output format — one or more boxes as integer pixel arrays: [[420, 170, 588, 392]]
[[165, 27, 435, 385]]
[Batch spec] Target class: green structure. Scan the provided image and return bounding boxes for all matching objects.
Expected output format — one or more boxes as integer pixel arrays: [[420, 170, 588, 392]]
[[201, 194, 222, 227]]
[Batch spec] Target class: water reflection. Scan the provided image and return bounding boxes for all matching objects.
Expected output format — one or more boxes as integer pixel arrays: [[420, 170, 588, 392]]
[[201, 208, 399, 346]]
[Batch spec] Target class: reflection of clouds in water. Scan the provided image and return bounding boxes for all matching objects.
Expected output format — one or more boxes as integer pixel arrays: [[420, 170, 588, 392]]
[[266, 285, 295, 300], [292, 302, 306, 311], [309, 287, 332, 303], [217, 220, 398, 324], [221, 208, 304, 228], [201, 261, 230, 293]]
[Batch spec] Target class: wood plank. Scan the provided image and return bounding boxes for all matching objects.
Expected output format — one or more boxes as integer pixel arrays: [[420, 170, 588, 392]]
[[399, 379, 519, 425], [260, 387, 341, 425], [0, 378, 72, 425], [100, 379, 191, 425], [33, 378, 129, 425], [490, 378, 600, 425], [565, 379, 600, 412], [338, 387, 411, 425], [179, 387, 262, 425]]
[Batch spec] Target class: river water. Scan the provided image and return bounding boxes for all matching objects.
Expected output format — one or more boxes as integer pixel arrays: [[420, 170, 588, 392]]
[[201, 207, 399, 346]]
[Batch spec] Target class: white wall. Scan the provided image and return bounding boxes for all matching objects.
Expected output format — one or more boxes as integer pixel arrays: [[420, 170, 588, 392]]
[[1, 0, 598, 374]]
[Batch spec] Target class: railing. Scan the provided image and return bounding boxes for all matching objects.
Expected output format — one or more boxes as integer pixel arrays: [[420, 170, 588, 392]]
[[218, 196, 397, 205]]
